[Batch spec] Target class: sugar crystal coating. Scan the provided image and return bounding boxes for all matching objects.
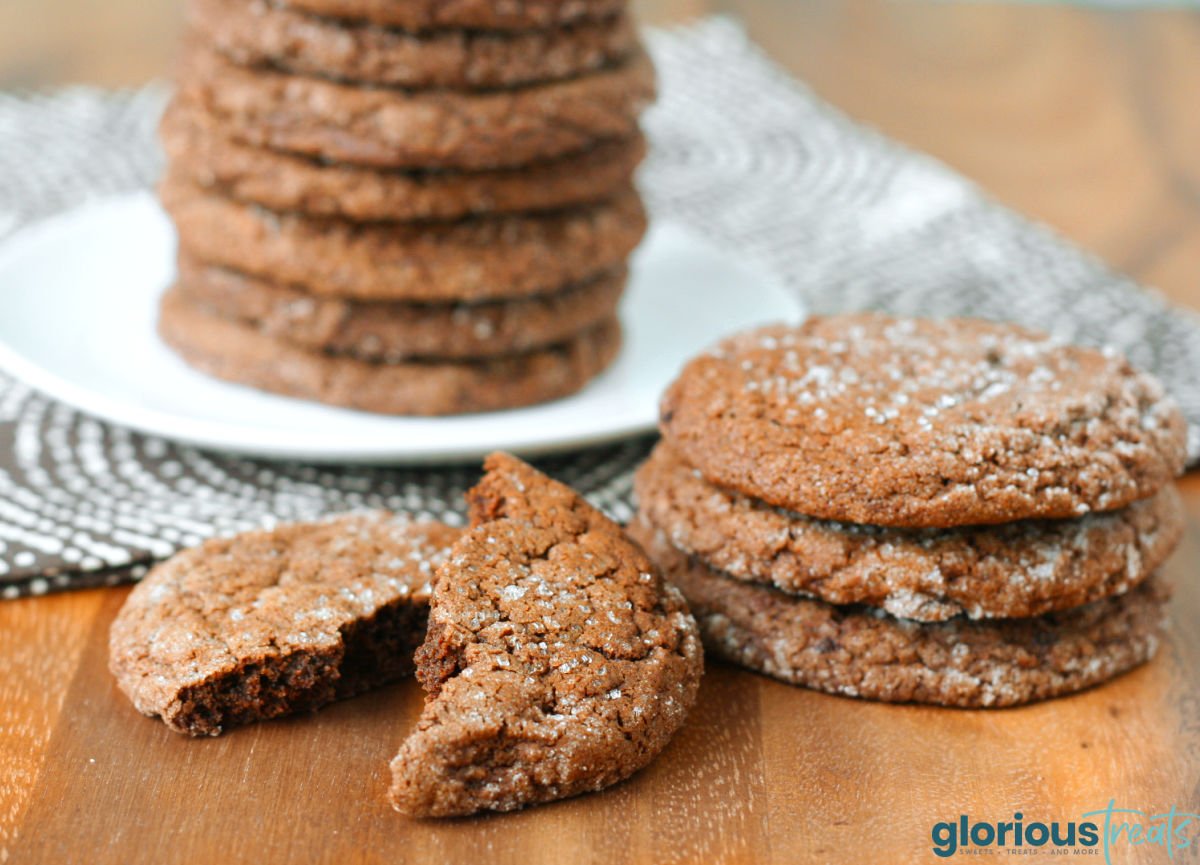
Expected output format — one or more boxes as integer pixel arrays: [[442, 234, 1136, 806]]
[[631, 515, 1169, 708], [660, 314, 1187, 528], [635, 441, 1183, 621], [389, 453, 703, 817], [109, 512, 460, 735]]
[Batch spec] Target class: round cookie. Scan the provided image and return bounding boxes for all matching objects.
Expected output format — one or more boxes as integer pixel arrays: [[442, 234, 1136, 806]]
[[276, 0, 625, 31], [160, 177, 646, 302], [189, 0, 638, 89], [631, 516, 1170, 708], [159, 100, 646, 221], [108, 513, 461, 736], [158, 288, 622, 415], [176, 42, 655, 170], [635, 442, 1184, 622], [391, 453, 703, 817], [175, 255, 628, 361], [660, 315, 1187, 528]]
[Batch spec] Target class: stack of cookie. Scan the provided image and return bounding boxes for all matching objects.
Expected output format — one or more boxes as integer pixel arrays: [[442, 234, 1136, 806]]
[[632, 313, 1187, 707], [156, 0, 653, 415]]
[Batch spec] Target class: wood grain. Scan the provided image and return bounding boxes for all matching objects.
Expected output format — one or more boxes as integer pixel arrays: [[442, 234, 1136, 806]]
[[0, 589, 106, 856], [2, 1, 1199, 863], [2, 498, 1198, 865]]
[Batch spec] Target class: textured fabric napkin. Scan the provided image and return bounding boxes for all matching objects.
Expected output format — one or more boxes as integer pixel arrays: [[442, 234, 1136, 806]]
[[1, 17, 1197, 598]]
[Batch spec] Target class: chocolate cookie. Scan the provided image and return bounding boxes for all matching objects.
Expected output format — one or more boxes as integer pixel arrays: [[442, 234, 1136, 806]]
[[277, 0, 625, 32], [190, 0, 638, 88], [631, 517, 1169, 708], [389, 453, 703, 817], [108, 513, 460, 736], [635, 442, 1184, 622], [159, 289, 622, 415], [161, 178, 646, 302], [177, 42, 655, 169], [175, 256, 627, 362], [160, 100, 646, 221], [661, 316, 1187, 528]]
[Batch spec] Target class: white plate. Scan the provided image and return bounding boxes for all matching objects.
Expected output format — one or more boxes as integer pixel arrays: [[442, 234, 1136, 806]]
[[0, 193, 801, 463]]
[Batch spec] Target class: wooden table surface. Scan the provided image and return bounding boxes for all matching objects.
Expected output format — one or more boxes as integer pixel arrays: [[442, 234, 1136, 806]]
[[2, 2, 1198, 863]]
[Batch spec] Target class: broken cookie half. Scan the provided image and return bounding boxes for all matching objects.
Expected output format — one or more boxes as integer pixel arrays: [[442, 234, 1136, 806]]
[[389, 452, 704, 817], [109, 512, 460, 736]]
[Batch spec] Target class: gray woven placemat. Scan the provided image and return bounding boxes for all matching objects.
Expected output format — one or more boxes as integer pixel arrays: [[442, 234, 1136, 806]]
[[1, 16, 1197, 598]]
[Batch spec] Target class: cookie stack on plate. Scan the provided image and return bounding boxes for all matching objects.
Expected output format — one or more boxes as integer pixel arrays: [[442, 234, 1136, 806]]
[[631, 313, 1188, 707], [155, 0, 653, 415]]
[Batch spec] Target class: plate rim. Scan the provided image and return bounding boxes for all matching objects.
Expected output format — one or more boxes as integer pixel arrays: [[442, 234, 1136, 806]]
[[0, 191, 799, 464]]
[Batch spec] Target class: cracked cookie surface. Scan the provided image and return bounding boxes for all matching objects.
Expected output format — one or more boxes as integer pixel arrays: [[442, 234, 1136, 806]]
[[277, 0, 626, 31], [635, 441, 1183, 622], [660, 315, 1187, 528], [177, 42, 655, 169], [174, 254, 627, 361], [161, 100, 646, 221], [108, 513, 460, 736], [161, 177, 646, 302], [631, 516, 1169, 708], [389, 453, 703, 817], [158, 288, 621, 415], [190, 0, 638, 88]]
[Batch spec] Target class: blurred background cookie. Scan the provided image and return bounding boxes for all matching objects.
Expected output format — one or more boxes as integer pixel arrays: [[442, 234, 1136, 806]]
[[157, 0, 652, 414]]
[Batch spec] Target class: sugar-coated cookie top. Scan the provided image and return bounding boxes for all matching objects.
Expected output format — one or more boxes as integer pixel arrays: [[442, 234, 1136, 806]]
[[389, 453, 702, 817], [661, 313, 1186, 527], [109, 512, 460, 732]]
